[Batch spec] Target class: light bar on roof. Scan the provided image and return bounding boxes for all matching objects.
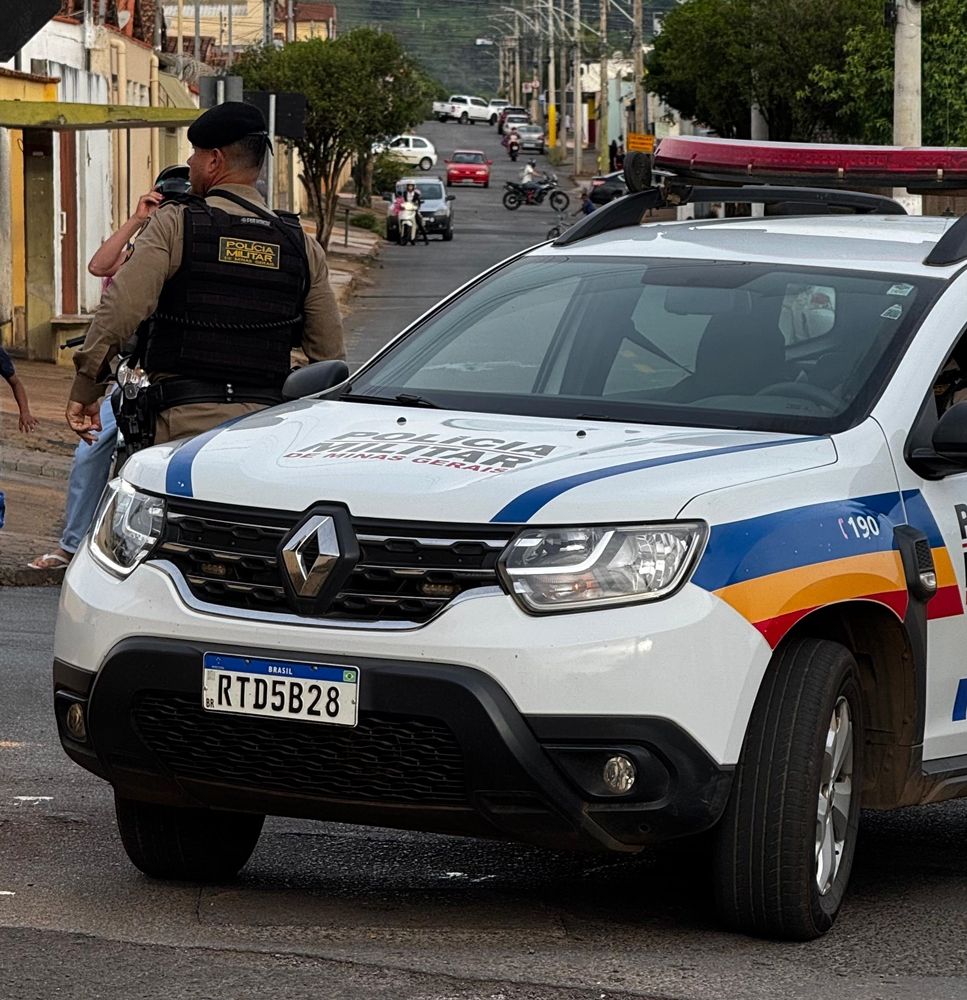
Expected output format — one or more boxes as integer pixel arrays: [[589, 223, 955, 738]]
[[654, 136, 967, 191]]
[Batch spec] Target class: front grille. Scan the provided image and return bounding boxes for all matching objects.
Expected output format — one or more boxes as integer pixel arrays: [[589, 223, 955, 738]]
[[134, 693, 468, 804], [149, 500, 514, 623]]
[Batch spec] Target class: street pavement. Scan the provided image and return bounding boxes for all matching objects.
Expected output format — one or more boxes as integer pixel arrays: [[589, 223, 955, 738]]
[[3, 122, 967, 1000]]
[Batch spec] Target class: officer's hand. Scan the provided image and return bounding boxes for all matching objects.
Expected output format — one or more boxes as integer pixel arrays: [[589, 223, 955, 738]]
[[135, 190, 164, 222], [66, 400, 103, 445]]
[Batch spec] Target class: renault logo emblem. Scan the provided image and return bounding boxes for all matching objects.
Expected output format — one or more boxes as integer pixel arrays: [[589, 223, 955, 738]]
[[281, 515, 341, 598]]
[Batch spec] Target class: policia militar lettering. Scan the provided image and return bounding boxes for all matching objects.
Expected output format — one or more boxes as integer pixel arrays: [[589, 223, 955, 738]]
[[66, 102, 346, 448]]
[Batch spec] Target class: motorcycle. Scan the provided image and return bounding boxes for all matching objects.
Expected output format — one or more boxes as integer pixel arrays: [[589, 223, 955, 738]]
[[502, 173, 569, 212], [398, 200, 419, 246], [508, 139, 520, 162]]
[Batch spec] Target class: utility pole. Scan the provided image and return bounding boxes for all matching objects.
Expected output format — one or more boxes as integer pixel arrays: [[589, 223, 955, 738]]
[[287, 0, 295, 43], [264, 0, 275, 47], [632, 0, 644, 135], [194, 0, 201, 63], [893, 0, 922, 214], [598, 0, 608, 173], [227, 0, 234, 66], [547, 0, 557, 147], [573, 0, 582, 176], [176, 0, 184, 71], [558, 0, 567, 147]]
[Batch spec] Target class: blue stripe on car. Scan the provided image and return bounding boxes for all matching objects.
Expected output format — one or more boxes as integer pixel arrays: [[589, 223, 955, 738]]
[[165, 414, 250, 498], [490, 436, 823, 523]]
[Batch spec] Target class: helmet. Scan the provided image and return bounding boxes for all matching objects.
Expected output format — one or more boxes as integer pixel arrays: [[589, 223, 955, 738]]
[[406, 181, 415, 188], [528, 160, 536, 167], [154, 163, 191, 199]]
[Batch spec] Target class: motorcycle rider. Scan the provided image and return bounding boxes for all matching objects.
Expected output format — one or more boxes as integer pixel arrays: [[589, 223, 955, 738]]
[[401, 181, 428, 245], [521, 159, 543, 203], [507, 127, 521, 161]]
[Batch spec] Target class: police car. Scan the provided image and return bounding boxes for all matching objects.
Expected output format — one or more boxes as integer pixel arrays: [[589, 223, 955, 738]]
[[53, 137, 967, 940]]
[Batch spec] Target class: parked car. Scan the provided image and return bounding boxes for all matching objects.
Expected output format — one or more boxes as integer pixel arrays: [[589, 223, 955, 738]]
[[497, 105, 527, 132], [432, 95, 491, 125], [516, 123, 546, 153], [64, 136, 967, 943], [589, 170, 628, 205], [375, 134, 437, 172], [502, 112, 531, 135], [445, 150, 492, 188], [385, 176, 454, 242]]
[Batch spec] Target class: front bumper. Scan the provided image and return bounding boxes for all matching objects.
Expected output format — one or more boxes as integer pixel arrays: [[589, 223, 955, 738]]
[[421, 214, 451, 232], [54, 640, 732, 853]]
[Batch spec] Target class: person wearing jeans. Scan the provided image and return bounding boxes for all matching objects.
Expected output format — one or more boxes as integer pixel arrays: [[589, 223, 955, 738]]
[[28, 179, 174, 570]]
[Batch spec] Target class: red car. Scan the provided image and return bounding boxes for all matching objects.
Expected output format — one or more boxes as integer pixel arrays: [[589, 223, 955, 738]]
[[445, 149, 492, 188]]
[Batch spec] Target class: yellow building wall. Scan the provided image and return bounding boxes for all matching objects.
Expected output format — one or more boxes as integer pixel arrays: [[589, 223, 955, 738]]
[[0, 74, 58, 352]]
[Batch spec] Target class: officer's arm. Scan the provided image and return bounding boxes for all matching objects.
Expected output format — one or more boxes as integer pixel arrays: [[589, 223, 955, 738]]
[[69, 206, 182, 405], [301, 237, 346, 363]]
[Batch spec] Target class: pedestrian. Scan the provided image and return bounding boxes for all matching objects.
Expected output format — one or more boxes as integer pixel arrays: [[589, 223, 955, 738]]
[[609, 138, 618, 172], [65, 102, 345, 449], [1, 344, 38, 433], [578, 188, 596, 215], [616, 134, 625, 169], [28, 172, 183, 571]]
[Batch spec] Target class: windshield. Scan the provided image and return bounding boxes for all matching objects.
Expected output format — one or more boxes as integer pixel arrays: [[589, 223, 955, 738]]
[[452, 152, 486, 164], [397, 181, 444, 200], [348, 257, 941, 434]]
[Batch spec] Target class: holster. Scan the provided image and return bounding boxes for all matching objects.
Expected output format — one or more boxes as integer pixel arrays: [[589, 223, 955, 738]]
[[112, 383, 157, 454]]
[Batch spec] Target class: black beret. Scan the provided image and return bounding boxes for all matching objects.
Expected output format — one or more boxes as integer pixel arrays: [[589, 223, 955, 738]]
[[187, 101, 268, 150]]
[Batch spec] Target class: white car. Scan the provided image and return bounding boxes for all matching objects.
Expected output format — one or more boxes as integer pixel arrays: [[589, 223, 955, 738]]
[[53, 137, 967, 942], [375, 134, 437, 171]]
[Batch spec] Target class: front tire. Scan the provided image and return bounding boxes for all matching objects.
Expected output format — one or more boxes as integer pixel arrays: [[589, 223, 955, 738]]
[[419, 157, 432, 171], [713, 638, 864, 940], [503, 191, 521, 210], [549, 190, 569, 212], [115, 796, 264, 881], [442, 225, 454, 241]]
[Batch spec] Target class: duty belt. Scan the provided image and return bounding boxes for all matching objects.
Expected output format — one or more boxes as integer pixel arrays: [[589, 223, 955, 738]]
[[149, 378, 284, 411]]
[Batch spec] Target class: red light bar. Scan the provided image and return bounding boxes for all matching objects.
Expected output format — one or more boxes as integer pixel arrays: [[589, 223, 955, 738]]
[[653, 136, 967, 191]]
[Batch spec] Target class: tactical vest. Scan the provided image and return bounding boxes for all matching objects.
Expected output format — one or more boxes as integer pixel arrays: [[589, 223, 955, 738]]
[[141, 190, 309, 388]]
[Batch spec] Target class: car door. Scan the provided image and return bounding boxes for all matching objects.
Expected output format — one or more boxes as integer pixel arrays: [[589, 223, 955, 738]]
[[877, 276, 967, 764]]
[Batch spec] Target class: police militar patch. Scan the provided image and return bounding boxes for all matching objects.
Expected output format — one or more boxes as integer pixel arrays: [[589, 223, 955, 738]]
[[218, 236, 281, 269]]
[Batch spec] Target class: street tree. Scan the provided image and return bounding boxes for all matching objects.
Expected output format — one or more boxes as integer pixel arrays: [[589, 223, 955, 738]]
[[813, 0, 967, 146], [236, 29, 431, 246], [645, 0, 868, 141]]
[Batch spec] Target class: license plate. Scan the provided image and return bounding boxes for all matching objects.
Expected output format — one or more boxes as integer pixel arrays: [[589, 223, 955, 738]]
[[202, 653, 358, 727]]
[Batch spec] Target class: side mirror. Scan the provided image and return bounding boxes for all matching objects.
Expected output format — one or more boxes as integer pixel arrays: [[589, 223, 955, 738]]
[[444, 159, 451, 165], [487, 159, 493, 165], [932, 403, 967, 463], [282, 360, 350, 401], [446, 194, 456, 201]]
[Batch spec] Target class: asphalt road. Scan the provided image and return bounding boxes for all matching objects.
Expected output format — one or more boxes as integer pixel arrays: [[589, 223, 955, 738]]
[[345, 119, 567, 367], [4, 122, 967, 999]]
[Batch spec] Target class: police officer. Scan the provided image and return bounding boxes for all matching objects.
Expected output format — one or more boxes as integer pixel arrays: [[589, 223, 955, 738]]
[[66, 102, 345, 447]]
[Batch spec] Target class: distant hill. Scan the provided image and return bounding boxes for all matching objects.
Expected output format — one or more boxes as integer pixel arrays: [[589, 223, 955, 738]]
[[334, 0, 680, 95]]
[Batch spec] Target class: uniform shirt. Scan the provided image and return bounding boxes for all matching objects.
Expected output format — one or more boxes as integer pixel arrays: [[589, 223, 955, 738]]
[[70, 184, 345, 406], [0, 345, 15, 382]]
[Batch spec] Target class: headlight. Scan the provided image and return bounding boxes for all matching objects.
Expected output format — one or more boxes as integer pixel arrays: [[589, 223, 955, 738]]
[[499, 523, 707, 613], [89, 478, 165, 577]]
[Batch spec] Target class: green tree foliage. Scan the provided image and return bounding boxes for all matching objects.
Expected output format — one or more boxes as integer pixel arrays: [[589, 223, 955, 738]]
[[236, 29, 432, 246], [813, 0, 967, 145], [645, 0, 869, 141]]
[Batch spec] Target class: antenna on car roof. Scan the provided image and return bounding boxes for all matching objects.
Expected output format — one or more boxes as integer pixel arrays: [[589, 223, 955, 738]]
[[923, 216, 967, 266]]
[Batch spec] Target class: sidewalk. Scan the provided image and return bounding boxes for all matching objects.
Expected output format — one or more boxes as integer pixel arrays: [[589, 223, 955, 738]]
[[0, 224, 382, 587]]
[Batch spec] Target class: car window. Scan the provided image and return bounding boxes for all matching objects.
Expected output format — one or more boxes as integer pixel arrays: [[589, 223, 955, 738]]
[[452, 152, 485, 164], [398, 182, 445, 200], [470, 98, 487, 107], [390, 137, 407, 148], [411, 138, 429, 149], [353, 257, 941, 434]]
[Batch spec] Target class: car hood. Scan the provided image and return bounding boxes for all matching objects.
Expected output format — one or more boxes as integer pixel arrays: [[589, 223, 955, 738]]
[[125, 402, 836, 525]]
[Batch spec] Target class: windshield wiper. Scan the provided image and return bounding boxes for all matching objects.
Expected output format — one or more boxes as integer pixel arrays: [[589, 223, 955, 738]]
[[339, 391, 441, 409]]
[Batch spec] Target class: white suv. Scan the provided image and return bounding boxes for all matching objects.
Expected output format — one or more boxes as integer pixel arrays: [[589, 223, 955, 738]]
[[53, 138, 967, 941]]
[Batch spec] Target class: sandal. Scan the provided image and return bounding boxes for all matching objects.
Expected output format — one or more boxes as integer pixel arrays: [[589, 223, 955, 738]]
[[27, 552, 71, 571]]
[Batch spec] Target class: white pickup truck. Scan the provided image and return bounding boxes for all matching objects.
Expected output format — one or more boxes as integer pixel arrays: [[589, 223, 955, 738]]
[[432, 95, 493, 125]]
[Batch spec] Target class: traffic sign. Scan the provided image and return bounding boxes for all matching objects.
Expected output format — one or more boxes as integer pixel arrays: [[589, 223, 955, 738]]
[[627, 132, 655, 154]]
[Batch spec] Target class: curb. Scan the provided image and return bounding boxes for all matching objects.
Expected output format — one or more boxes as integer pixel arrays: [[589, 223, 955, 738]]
[[6, 452, 73, 483], [0, 566, 65, 587]]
